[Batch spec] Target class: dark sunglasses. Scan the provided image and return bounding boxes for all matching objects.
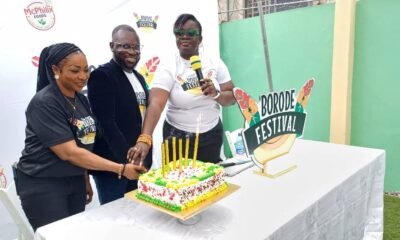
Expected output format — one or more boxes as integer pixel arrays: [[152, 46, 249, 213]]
[[113, 42, 143, 51], [174, 28, 200, 37]]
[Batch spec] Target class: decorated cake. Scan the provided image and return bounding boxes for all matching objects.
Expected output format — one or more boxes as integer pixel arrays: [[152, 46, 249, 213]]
[[136, 159, 228, 212]]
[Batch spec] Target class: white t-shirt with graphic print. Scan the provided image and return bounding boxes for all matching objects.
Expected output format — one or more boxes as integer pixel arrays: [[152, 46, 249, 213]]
[[151, 54, 231, 133], [124, 71, 147, 123]]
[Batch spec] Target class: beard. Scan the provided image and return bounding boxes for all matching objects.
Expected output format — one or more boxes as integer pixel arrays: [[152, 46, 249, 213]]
[[114, 54, 140, 71]]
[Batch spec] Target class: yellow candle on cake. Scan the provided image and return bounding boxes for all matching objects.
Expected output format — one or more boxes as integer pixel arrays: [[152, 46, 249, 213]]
[[193, 132, 199, 168], [172, 137, 176, 170], [161, 143, 165, 178], [179, 138, 183, 174], [165, 139, 169, 172], [192, 113, 202, 168], [185, 136, 190, 167]]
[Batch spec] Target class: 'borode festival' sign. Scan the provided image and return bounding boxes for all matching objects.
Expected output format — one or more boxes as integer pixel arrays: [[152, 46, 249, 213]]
[[233, 79, 314, 177], [244, 89, 305, 152]]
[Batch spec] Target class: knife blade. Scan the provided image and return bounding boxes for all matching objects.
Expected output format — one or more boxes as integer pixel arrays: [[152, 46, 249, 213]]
[[219, 160, 252, 168]]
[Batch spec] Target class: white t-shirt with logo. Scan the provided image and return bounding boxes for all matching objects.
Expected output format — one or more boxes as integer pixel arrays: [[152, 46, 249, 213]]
[[152, 54, 231, 133], [124, 71, 147, 123]]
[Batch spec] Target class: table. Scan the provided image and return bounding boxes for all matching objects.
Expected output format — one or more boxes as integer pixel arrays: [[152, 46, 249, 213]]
[[34, 140, 385, 240]]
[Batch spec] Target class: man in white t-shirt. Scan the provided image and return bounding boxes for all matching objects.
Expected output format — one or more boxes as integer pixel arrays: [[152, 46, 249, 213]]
[[128, 14, 236, 164], [87, 25, 152, 204]]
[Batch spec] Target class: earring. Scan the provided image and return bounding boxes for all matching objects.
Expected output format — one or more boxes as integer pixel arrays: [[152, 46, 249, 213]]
[[54, 75, 59, 80]]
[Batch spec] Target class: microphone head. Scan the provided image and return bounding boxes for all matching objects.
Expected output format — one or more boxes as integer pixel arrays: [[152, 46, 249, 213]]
[[190, 55, 202, 70]]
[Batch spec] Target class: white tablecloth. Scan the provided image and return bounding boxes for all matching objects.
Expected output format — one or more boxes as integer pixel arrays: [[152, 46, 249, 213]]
[[34, 140, 385, 240]]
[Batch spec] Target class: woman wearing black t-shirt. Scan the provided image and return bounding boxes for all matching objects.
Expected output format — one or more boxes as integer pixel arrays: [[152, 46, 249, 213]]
[[16, 43, 147, 231]]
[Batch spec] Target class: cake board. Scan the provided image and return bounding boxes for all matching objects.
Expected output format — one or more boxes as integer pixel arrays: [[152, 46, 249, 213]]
[[125, 183, 240, 221]]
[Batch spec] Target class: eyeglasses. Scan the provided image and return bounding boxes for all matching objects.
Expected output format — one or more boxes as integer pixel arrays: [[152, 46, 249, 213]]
[[174, 28, 200, 37], [113, 42, 143, 51]]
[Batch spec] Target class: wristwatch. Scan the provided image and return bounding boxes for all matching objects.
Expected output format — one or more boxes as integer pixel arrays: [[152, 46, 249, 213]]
[[212, 90, 221, 100]]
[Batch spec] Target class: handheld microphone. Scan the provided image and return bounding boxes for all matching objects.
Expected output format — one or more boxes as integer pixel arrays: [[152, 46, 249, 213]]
[[190, 55, 204, 86]]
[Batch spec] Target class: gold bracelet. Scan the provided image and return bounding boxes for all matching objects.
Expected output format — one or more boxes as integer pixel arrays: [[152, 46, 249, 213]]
[[137, 133, 152, 147]]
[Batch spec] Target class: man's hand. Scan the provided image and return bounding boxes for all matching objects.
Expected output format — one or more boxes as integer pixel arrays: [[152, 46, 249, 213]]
[[123, 163, 148, 180], [127, 142, 151, 165]]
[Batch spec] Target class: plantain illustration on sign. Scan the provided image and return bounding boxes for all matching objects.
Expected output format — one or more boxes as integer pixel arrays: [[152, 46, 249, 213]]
[[233, 79, 314, 178]]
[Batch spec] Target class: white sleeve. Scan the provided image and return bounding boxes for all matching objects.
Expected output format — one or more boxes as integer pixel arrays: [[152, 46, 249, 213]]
[[151, 64, 174, 92], [216, 58, 232, 84]]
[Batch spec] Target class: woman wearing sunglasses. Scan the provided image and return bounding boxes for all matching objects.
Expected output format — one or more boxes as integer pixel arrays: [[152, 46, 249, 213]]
[[128, 13, 236, 165]]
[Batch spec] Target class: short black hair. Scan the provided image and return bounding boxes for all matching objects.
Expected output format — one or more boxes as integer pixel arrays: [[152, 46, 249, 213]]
[[173, 14, 202, 37], [112, 24, 137, 41]]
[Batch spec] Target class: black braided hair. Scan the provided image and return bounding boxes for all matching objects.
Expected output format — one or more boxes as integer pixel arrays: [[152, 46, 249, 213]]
[[36, 43, 82, 92]]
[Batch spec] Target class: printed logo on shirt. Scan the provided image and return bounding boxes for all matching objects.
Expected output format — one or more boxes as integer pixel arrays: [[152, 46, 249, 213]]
[[136, 92, 147, 120], [71, 116, 96, 145], [176, 70, 216, 96]]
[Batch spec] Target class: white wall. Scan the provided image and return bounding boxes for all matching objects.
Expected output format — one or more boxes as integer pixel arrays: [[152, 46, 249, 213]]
[[0, 0, 219, 238]]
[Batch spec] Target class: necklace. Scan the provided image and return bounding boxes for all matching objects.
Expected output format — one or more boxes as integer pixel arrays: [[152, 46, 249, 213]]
[[64, 96, 76, 111]]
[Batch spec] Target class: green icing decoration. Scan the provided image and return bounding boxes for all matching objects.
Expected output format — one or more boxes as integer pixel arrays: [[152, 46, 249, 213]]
[[155, 178, 167, 186], [145, 160, 224, 187], [198, 172, 214, 181]]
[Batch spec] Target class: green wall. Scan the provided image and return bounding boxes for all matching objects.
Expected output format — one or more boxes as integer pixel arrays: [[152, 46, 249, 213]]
[[219, 4, 335, 156], [352, 0, 400, 190], [220, 1, 400, 190]]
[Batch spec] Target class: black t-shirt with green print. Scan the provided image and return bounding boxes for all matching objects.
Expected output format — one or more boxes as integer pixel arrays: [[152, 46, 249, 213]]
[[18, 84, 96, 177]]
